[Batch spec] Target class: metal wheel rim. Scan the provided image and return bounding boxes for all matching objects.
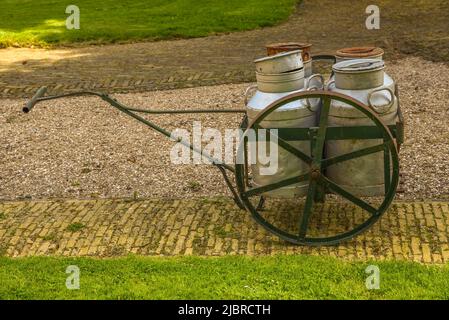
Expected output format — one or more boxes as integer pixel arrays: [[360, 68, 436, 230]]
[[235, 90, 399, 245]]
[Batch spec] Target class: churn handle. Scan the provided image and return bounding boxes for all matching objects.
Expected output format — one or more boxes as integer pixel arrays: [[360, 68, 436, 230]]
[[304, 74, 324, 112], [244, 84, 258, 105], [325, 79, 336, 90], [305, 74, 325, 91], [368, 87, 395, 114]]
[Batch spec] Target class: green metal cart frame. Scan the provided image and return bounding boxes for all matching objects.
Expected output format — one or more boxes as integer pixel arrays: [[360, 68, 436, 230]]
[[22, 82, 403, 246]]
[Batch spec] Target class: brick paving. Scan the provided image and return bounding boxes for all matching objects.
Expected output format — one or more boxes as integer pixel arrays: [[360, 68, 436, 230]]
[[1, 1, 448, 263], [0, 198, 448, 263], [1, 0, 448, 98]]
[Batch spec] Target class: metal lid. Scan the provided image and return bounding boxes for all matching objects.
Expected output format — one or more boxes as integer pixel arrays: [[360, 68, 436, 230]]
[[254, 49, 302, 64], [335, 46, 384, 58], [332, 59, 385, 73]]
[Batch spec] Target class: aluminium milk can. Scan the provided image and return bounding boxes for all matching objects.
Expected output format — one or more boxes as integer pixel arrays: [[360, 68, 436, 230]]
[[246, 53, 323, 197], [334, 46, 395, 90], [326, 59, 398, 196]]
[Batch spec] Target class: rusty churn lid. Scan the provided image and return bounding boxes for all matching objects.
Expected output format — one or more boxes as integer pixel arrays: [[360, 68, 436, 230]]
[[335, 47, 384, 60]]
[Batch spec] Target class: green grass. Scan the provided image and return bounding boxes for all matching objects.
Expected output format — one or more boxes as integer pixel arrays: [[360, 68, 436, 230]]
[[186, 180, 202, 192], [66, 222, 85, 232], [0, 0, 298, 47], [0, 255, 448, 299]]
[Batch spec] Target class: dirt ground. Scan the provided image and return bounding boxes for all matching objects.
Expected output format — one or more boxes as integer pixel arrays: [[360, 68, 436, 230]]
[[294, 0, 449, 62], [0, 0, 448, 98]]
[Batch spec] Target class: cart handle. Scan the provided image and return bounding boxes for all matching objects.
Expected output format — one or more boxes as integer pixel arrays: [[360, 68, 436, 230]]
[[21, 88, 237, 173], [23, 86, 47, 113], [22, 87, 246, 114], [21, 86, 242, 202]]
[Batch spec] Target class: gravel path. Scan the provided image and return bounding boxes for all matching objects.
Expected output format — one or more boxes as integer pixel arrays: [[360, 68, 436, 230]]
[[1, 57, 448, 201]]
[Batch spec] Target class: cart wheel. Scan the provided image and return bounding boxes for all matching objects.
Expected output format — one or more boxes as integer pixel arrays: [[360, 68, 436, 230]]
[[235, 90, 399, 245]]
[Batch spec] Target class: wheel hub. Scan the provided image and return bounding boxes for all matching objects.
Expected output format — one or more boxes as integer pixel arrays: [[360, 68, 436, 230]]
[[310, 167, 321, 180]]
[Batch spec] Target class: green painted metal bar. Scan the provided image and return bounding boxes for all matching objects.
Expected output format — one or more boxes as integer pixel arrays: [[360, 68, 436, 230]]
[[321, 176, 378, 215], [216, 164, 245, 209], [253, 123, 312, 165], [310, 128, 325, 202], [126, 107, 246, 114], [243, 136, 251, 187], [36, 91, 100, 102], [299, 97, 331, 238], [275, 127, 310, 141], [325, 125, 399, 141], [239, 116, 251, 188], [299, 180, 317, 238], [37, 92, 246, 114], [100, 94, 236, 172], [311, 96, 330, 164], [394, 83, 405, 147], [275, 126, 399, 141], [32, 91, 236, 173], [242, 172, 310, 198], [396, 121, 404, 146], [321, 143, 385, 168], [384, 140, 391, 195]]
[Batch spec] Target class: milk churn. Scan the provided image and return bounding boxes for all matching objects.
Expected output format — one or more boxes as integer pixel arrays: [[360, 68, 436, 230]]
[[334, 46, 395, 91], [246, 50, 323, 197], [325, 59, 398, 196], [266, 42, 313, 77]]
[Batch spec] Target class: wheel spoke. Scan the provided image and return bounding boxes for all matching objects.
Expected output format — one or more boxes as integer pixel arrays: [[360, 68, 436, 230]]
[[298, 180, 317, 238], [321, 176, 378, 215], [242, 172, 310, 198], [321, 143, 385, 168], [253, 124, 312, 165]]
